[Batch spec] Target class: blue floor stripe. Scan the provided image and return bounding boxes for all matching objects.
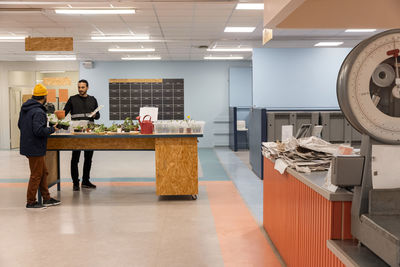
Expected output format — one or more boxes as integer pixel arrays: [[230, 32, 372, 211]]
[[0, 148, 230, 183], [0, 176, 228, 183]]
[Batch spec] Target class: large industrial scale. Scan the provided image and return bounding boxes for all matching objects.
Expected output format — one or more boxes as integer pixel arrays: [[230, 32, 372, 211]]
[[337, 29, 400, 266]]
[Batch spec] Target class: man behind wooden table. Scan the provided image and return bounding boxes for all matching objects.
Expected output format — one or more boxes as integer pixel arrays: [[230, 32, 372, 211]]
[[64, 79, 100, 191]]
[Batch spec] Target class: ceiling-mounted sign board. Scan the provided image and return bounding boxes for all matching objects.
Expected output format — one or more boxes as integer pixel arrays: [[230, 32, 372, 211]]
[[266, 0, 400, 28], [43, 77, 71, 86], [25, 37, 73, 51]]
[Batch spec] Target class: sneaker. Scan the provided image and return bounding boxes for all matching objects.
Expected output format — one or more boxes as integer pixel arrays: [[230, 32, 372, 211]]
[[82, 181, 96, 189], [26, 202, 47, 209], [73, 183, 80, 191], [43, 198, 61, 207]]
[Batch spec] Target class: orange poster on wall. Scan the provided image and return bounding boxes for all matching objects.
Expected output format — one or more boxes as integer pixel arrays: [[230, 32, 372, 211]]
[[59, 89, 69, 102], [47, 89, 57, 103]]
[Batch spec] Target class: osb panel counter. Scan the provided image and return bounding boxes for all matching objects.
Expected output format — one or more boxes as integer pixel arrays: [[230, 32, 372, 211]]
[[46, 133, 203, 197], [263, 156, 353, 267]]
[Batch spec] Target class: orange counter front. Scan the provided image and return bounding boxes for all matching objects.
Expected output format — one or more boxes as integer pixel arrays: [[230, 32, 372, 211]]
[[263, 156, 353, 267]]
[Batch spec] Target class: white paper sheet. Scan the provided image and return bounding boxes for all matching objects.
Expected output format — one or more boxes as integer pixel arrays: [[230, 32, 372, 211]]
[[139, 107, 158, 121], [371, 145, 400, 189], [274, 158, 288, 174], [281, 125, 293, 141], [89, 105, 104, 117]]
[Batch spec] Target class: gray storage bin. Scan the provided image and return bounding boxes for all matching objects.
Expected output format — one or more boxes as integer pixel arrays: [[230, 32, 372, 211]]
[[321, 111, 361, 143], [267, 111, 319, 142]]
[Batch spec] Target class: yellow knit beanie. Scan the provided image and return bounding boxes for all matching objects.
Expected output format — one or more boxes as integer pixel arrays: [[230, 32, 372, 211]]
[[33, 83, 48, 96]]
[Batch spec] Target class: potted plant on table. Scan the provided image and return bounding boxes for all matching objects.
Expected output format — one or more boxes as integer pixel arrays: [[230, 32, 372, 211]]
[[58, 121, 70, 130], [94, 124, 106, 134], [74, 126, 84, 133], [123, 117, 134, 133], [108, 123, 118, 133]]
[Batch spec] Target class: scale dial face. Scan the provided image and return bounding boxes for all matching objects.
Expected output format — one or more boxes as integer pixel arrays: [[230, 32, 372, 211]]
[[337, 29, 400, 144]]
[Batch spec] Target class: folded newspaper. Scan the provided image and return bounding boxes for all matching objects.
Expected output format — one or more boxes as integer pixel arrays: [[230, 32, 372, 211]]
[[262, 136, 340, 174]]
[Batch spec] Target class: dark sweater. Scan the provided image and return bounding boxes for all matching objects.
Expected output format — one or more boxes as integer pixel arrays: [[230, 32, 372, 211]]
[[64, 94, 100, 121], [18, 99, 55, 157]]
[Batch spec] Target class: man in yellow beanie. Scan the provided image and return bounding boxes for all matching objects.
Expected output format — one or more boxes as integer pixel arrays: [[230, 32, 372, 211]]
[[18, 83, 61, 209]]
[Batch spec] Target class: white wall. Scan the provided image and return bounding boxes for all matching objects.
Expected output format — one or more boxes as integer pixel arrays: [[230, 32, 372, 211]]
[[80, 61, 251, 147], [252, 48, 352, 109], [0, 61, 79, 149]]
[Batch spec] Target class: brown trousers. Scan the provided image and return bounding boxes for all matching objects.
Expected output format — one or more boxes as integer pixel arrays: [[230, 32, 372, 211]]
[[27, 156, 50, 204]]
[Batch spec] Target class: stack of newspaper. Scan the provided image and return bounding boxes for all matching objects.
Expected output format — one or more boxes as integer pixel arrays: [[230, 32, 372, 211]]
[[262, 136, 340, 173]]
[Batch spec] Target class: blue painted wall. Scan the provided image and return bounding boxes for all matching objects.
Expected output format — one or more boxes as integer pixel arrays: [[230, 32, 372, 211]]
[[252, 48, 352, 109], [80, 60, 251, 147], [229, 67, 252, 107]]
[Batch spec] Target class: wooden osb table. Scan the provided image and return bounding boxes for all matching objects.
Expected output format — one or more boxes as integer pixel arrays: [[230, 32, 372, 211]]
[[45, 133, 202, 198]]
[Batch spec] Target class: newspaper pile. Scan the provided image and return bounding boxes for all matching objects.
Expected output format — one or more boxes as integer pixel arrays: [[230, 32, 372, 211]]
[[262, 136, 340, 174]]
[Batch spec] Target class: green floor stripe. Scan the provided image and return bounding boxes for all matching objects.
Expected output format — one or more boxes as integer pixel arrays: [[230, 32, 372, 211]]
[[198, 148, 230, 180]]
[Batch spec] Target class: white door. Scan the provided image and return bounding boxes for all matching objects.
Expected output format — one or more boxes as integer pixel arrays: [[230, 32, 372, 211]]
[[9, 87, 22, 149]]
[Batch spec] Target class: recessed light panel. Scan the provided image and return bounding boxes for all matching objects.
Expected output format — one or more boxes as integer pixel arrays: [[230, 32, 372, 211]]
[[207, 48, 252, 52], [345, 29, 376, 33], [121, 57, 161, 60], [224, 27, 255, 33], [55, 9, 135, 15], [314, 42, 343, 47], [36, 55, 76, 61], [0, 36, 25, 40], [204, 56, 244, 60], [92, 36, 149, 41], [236, 3, 264, 10], [109, 48, 155, 52]]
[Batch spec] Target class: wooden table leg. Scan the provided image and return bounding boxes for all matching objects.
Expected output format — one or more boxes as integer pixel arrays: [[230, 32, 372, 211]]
[[155, 138, 198, 196], [45, 151, 59, 188]]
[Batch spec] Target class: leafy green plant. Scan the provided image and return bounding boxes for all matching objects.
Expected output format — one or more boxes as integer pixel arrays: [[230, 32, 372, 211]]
[[94, 124, 106, 133], [108, 123, 118, 132], [122, 117, 134, 132]]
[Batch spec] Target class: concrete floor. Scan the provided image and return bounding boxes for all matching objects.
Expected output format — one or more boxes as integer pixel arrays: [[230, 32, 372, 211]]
[[0, 148, 283, 267]]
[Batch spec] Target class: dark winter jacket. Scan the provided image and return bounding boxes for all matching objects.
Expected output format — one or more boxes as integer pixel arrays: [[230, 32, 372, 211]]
[[18, 99, 55, 157], [64, 94, 100, 121]]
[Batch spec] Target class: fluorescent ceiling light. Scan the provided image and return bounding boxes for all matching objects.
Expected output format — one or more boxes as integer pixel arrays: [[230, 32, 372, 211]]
[[236, 3, 264, 10], [345, 29, 376, 33], [109, 48, 155, 52], [314, 42, 343, 47], [224, 27, 256, 33], [55, 9, 135, 15], [207, 48, 252, 52], [92, 36, 149, 41], [0, 8, 42, 13], [35, 55, 76, 61], [121, 57, 161, 60], [204, 56, 244, 60], [39, 70, 66, 73], [0, 1, 68, 4], [0, 36, 25, 40]]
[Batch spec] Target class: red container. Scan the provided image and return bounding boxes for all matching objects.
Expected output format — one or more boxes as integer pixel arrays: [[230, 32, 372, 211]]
[[136, 115, 153, 134], [54, 110, 65, 120]]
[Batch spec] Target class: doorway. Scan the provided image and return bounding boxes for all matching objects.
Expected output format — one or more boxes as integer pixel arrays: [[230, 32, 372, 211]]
[[9, 87, 32, 149]]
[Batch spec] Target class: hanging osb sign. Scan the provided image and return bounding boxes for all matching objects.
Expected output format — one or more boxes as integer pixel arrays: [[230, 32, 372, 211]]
[[43, 77, 71, 86], [25, 37, 73, 51]]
